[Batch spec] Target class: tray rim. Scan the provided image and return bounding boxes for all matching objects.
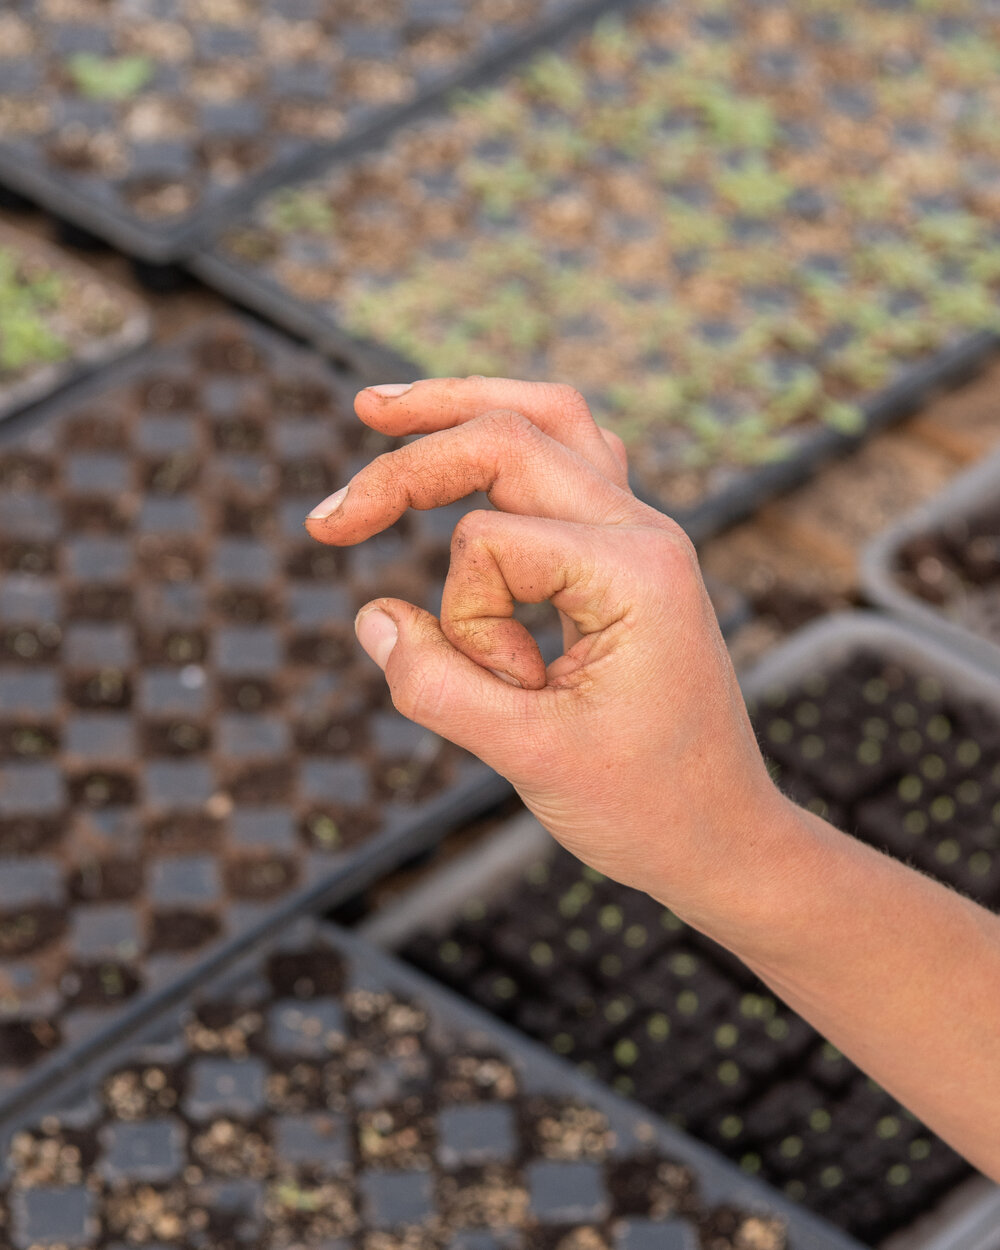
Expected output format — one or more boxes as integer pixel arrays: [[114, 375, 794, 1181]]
[[859, 447, 1000, 679]]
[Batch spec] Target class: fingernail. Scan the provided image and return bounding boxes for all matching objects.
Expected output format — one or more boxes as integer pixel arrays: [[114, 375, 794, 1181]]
[[307, 485, 349, 520], [356, 608, 398, 671], [488, 668, 522, 688], [367, 382, 413, 399]]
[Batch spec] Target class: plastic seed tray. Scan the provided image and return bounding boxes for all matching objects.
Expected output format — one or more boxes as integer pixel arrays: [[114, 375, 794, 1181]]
[[198, 0, 1000, 541], [0, 221, 149, 422], [0, 916, 860, 1250], [0, 313, 520, 1119], [0, 0, 625, 263], [387, 613, 1000, 1244], [861, 445, 1000, 678]]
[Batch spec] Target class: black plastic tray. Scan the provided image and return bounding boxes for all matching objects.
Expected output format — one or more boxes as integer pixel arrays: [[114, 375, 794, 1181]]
[[194, 235, 1000, 547], [190, 0, 1000, 545], [370, 614, 1000, 1243], [0, 222, 150, 423], [0, 0, 629, 263], [0, 915, 862, 1250], [199, 226, 1000, 545], [861, 447, 1000, 678], [0, 312, 522, 1123]]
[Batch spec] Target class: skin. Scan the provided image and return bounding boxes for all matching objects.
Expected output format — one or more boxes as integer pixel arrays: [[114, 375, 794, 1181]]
[[305, 376, 1000, 1182]]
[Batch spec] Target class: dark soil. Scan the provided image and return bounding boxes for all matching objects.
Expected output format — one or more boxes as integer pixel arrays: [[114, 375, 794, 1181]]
[[406, 645, 994, 1243], [895, 499, 1000, 647], [0, 932, 791, 1250]]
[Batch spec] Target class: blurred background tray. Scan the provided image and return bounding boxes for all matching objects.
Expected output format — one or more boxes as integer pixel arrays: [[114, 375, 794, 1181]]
[[0, 916, 862, 1250], [0, 313, 517, 1120]]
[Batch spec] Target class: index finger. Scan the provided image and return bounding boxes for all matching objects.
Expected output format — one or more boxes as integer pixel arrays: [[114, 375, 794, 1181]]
[[355, 377, 629, 489]]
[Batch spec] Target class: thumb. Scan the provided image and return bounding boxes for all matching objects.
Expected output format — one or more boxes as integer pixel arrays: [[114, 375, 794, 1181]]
[[354, 599, 529, 762]]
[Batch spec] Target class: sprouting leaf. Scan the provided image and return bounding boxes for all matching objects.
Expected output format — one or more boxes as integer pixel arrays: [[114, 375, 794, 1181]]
[[66, 53, 154, 101]]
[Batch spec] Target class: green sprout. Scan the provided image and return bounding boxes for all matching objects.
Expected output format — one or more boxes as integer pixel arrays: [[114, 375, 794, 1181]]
[[459, 156, 542, 219], [939, 36, 1000, 87], [715, 161, 792, 217], [267, 189, 336, 235], [821, 399, 865, 435], [699, 90, 776, 149], [66, 53, 154, 101], [522, 51, 588, 112], [0, 248, 70, 376]]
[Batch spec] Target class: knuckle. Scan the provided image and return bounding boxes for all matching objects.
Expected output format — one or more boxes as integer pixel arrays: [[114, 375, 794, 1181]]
[[548, 382, 593, 426], [449, 507, 494, 553], [600, 426, 628, 459], [651, 526, 698, 579], [480, 407, 535, 445]]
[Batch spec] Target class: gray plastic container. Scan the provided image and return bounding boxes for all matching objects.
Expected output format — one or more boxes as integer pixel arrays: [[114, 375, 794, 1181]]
[[861, 448, 1000, 678]]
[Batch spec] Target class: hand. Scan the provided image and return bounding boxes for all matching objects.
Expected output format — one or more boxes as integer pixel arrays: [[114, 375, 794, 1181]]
[[304, 378, 787, 924]]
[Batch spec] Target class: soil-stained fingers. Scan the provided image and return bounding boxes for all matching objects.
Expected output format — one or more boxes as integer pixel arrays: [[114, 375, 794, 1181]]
[[439, 509, 650, 690], [304, 409, 656, 546], [355, 376, 630, 489]]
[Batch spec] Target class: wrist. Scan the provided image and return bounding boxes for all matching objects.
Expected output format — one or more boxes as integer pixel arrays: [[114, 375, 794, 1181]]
[[649, 789, 837, 964]]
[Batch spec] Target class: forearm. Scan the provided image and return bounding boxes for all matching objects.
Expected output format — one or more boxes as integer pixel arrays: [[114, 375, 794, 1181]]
[[660, 799, 1000, 1180]]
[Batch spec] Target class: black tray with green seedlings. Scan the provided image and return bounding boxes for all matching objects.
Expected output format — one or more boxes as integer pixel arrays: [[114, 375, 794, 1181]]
[[0, 313, 527, 1123], [0, 917, 861, 1250], [200, 0, 1000, 540], [862, 445, 1000, 678], [390, 818, 972, 1244], [373, 611, 1000, 1242], [0, 0, 628, 262], [0, 222, 148, 421]]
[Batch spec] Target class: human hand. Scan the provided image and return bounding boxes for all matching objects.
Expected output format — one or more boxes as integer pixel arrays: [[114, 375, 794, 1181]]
[[304, 378, 790, 926]]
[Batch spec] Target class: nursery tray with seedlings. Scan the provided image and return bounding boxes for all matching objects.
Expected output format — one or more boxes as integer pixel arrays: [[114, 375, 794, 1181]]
[[0, 0, 619, 263], [387, 609, 1000, 1245], [862, 446, 1000, 678], [201, 0, 1000, 540], [0, 313, 517, 1119], [0, 222, 149, 422], [0, 918, 861, 1250]]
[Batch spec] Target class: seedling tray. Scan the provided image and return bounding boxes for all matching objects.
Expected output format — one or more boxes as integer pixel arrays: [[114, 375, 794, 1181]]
[[0, 221, 149, 422], [378, 611, 1000, 1244], [861, 446, 1000, 678], [0, 915, 860, 1250], [196, 0, 1000, 542], [0, 313, 522, 1121], [0, 0, 629, 263]]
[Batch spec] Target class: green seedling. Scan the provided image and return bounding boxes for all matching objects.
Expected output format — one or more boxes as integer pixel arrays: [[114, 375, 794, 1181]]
[[940, 36, 1000, 87], [66, 53, 154, 101], [522, 51, 588, 112], [267, 189, 336, 235], [700, 90, 776, 150], [459, 156, 540, 219], [715, 161, 792, 217], [820, 399, 865, 435], [0, 248, 70, 377]]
